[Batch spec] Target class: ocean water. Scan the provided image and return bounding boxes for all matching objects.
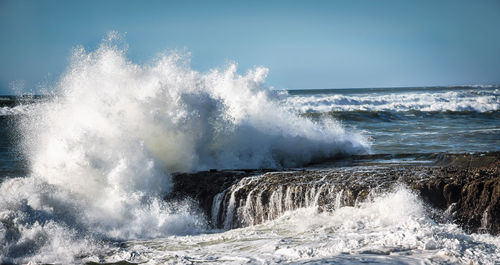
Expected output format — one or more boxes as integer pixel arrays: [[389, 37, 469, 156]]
[[284, 86, 500, 154], [0, 39, 499, 264]]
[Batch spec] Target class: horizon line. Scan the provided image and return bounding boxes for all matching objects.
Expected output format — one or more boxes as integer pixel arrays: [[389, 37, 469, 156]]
[[281, 84, 500, 91], [1, 83, 499, 97]]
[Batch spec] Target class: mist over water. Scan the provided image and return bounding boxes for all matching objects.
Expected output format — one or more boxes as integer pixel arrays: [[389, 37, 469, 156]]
[[0, 38, 368, 263]]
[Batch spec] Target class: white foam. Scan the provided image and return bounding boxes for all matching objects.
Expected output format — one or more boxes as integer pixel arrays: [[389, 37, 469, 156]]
[[107, 187, 500, 264], [0, 105, 32, 116], [283, 89, 500, 113], [0, 36, 368, 263]]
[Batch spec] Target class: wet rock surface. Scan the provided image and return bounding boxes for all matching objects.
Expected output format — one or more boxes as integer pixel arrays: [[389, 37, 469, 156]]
[[167, 152, 500, 235]]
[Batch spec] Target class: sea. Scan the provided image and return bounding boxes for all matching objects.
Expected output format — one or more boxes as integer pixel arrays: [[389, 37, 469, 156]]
[[0, 42, 499, 264]]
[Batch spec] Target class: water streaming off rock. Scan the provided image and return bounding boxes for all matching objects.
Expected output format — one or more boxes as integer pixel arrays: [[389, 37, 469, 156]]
[[214, 174, 352, 229]]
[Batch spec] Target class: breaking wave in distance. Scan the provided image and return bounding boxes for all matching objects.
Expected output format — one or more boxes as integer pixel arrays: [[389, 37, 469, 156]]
[[0, 36, 368, 263], [283, 88, 500, 113]]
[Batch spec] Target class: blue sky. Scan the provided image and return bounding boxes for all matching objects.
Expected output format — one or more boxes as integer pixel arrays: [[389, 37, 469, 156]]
[[1, 0, 500, 94]]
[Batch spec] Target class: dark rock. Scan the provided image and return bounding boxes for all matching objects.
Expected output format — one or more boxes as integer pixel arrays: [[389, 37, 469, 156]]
[[165, 170, 273, 223], [166, 152, 500, 235]]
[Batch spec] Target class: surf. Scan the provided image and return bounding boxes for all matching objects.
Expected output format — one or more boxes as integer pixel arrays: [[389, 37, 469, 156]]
[[0, 36, 368, 263]]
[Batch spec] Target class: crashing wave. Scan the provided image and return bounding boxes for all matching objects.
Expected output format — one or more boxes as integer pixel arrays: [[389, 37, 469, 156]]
[[0, 36, 368, 264]]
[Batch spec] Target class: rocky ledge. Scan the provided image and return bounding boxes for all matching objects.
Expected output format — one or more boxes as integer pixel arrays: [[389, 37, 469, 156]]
[[167, 152, 500, 235]]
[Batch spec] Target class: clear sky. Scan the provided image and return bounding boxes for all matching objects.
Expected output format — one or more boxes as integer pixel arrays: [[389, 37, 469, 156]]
[[1, 0, 500, 94]]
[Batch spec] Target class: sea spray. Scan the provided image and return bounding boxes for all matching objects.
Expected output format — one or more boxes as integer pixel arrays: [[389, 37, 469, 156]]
[[0, 36, 368, 263]]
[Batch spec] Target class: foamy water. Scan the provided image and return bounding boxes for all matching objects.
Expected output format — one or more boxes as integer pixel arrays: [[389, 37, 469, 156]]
[[100, 188, 500, 264], [0, 37, 369, 263], [0, 105, 32, 116], [283, 87, 500, 113]]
